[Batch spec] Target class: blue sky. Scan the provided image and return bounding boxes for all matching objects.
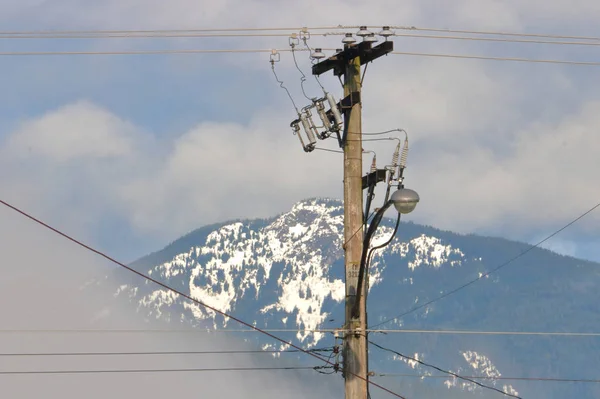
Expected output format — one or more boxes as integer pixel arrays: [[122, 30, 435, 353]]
[[1, 0, 599, 263]]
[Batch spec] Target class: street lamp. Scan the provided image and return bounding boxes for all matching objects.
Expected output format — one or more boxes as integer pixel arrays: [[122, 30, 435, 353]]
[[351, 186, 419, 318]]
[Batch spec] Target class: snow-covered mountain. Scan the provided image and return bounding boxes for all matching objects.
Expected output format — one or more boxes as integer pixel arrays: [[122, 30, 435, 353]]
[[109, 198, 600, 398]]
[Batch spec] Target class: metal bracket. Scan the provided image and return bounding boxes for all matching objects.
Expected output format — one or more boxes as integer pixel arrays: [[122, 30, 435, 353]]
[[332, 91, 360, 148], [362, 169, 387, 190]]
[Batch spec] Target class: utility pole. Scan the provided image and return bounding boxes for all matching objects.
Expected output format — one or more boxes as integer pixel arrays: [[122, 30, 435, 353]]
[[343, 55, 367, 399], [312, 33, 394, 399]]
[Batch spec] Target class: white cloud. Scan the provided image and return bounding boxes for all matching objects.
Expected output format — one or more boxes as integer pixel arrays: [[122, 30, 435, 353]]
[[6, 100, 137, 162]]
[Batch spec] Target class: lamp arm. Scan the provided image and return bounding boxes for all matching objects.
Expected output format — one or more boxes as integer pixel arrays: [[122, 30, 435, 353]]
[[351, 200, 393, 318], [365, 213, 401, 284]]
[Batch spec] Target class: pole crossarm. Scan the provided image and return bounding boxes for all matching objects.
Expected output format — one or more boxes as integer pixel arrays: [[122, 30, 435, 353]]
[[311, 41, 394, 76]]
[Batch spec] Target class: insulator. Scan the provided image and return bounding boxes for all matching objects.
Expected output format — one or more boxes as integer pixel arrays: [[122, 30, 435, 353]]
[[398, 138, 409, 177], [400, 139, 409, 168], [304, 108, 321, 141], [315, 99, 332, 132], [380, 26, 394, 38], [326, 93, 343, 130], [291, 121, 306, 149], [363, 33, 378, 43], [311, 48, 326, 59], [370, 154, 377, 173], [299, 113, 317, 151], [357, 26, 370, 37], [391, 142, 401, 168]]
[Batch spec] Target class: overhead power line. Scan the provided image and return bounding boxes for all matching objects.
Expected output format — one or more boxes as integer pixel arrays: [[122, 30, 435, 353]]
[[393, 25, 600, 42], [0, 26, 357, 36], [369, 340, 521, 399], [0, 199, 406, 399], [0, 328, 336, 334], [391, 51, 600, 66], [371, 200, 600, 329], [1, 47, 600, 67], [369, 329, 600, 337], [0, 48, 309, 56], [374, 373, 600, 384], [3, 31, 600, 48], [0, 366, 327, 376], [392, 32, 600, 47], [3, 328, 600, 337], [0, 348, 333, 357], [2, 24, 600, 42]]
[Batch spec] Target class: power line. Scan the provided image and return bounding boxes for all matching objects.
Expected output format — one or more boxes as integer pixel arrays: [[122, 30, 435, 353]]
[[392, 32, 600, 47], [0, 328, 337, 334], [0, 32, 326, 39], [4, 328, 600, 337], [0, 26, 353, 35], [393, 25, 600, 42], [369, 329, 600, 337], [369, 340, 521, 399], [0, 348, 333, 357], [4, 30, 600, 49], [1, 47, 600, 67], [374, 373, 600, 384], [0, 199, 406, 399], [0, 366, 327, 376], [391, 50, 600, 66], [371, 201, 600, 329], [3, 24, 600, 43], [0, 48, 309, 56]]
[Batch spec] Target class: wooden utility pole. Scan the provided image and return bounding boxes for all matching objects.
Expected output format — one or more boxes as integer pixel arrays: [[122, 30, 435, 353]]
[[312, 38, 394, 399], [343, 55, 367, 399]]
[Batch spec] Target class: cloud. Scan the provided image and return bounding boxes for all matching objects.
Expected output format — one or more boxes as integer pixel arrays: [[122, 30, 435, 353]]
[[0, 202, 339, 399], [7, 101, 137, 162]]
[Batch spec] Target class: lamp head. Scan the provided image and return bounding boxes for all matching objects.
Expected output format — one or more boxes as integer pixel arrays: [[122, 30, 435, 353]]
[[390, 188, 419, 214]]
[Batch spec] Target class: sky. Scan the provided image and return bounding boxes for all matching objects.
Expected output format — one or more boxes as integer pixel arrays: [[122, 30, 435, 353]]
[[0, 0, 599, 266]]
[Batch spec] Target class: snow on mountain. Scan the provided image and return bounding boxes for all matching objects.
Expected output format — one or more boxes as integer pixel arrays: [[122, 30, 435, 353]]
[[117, 198, 465, 346], [108, 198, 600, 398]]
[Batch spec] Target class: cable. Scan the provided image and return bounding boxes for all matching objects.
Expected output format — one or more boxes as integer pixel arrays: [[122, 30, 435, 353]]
[[342, 211, 376, 249], [371, 200, 600, 329], [360, 129, 407, 136], [0, 32, 311, 39], [0, 328, 339, 334], [0, 366, 326, 376], [369, 340, 521, 398], [315, 147, 344, 154], [374, 373, 600, 384], [4, 328, 600, 337], [0, 48, 311, 56], [2, 24, 598, 42], [368, 329, 600, 337], [391, 32, 600, 47], [290, 39, 313, 101], [270, 57, 300, 114], [0, 348, 333, 357], [0, 47, 600, 67], [4, 28, 600, 47], [366, 214, 401, 274], [391, 50, 600, 66], [0, 199, 406, 399], [0, 47, 597, 67], [393, 25, 600, 42], [301, 35, 327, 91], [0, 26, 355, 35]]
